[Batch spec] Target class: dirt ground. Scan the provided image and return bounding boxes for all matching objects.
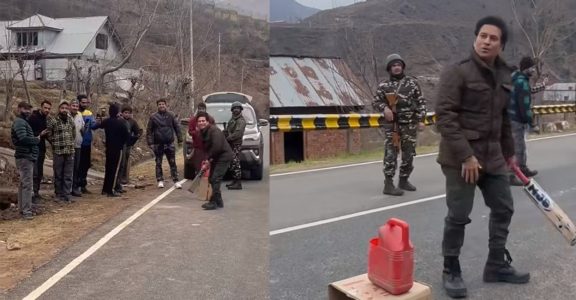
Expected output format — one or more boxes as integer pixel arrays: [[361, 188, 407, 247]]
[[0, 151, 186, 293]]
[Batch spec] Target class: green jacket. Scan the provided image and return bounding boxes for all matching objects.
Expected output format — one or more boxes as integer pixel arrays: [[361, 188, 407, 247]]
[[11, 116, 40, 161], [225, 114, 246, 145]]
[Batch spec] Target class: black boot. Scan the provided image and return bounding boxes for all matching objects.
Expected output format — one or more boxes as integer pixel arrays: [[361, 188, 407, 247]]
[[215, 193, 224, 208], [383, 176, 404, 196], [202, 200, 217, 210], [398, 177, 417, 191], [227, 180, 242, 190], [520, 167, 538, 177], [483, 249, 530, 284], [442, 256, 467, 298]]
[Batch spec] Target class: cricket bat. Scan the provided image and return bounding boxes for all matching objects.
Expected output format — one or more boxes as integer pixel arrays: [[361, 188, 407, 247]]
[[512, 164, 576, 246], [187, 169, 206, 194]]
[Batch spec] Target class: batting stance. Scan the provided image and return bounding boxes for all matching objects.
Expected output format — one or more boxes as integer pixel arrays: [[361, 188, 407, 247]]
[[435, 16, 529, 298]]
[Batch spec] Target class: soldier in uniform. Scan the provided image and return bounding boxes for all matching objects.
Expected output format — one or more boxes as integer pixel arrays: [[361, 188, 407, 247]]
[[372, 54, 426, 196], [224, 101, 246, 190]]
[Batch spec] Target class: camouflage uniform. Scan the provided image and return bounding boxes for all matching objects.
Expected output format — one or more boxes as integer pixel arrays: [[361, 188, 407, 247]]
[[373, 75, 426, 178], [225, 105, 246, 185]]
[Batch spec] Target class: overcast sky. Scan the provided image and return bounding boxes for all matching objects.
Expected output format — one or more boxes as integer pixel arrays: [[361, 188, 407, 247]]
[[295, 0, 364, 10]]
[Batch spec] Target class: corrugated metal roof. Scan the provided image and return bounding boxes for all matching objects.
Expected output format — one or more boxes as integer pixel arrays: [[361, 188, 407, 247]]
[[270, 56, 366, 108], [8, 14, 63, 30], [0, 15, 109, 55]]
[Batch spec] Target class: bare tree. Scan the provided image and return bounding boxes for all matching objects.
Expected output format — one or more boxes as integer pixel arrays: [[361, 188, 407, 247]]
[[510, 0, 576, 76]]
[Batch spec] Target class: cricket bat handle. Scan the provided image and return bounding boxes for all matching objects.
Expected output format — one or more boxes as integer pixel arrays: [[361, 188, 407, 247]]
[[510, 164, 530, 185]]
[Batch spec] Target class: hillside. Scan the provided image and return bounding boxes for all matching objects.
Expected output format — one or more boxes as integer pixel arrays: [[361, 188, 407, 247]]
[[0, 0, 269, 117], [270, 0, 320, 23], [270, 0, 576, 105]]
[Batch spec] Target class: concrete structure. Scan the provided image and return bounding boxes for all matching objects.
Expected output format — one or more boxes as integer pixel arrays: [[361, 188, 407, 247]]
[[0, 14, 122, 82]]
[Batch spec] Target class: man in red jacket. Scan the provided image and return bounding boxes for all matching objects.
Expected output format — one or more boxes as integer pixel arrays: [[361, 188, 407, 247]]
[[188, 102, 215, 174]]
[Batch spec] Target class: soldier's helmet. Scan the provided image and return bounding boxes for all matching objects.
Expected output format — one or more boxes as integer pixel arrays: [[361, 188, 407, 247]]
[[386, 54, 406, 71], [231, 101, 243, 111]]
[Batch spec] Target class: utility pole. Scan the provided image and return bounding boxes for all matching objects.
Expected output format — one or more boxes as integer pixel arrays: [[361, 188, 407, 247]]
[[218, 32, 221, 88], [240, 63, 245, 93], [189, 0, 194, 111]]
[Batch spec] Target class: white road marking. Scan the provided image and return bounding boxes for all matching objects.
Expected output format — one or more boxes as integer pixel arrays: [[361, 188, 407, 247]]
[[269, 194, 446, 236], [23, 179, 188, 300], [271, 132, 576, 177]]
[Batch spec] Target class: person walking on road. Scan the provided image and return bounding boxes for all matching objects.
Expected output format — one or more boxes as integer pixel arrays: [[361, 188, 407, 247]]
[[197, 112, 233, 210], [188, 102, 215, 176], [372, 53, 427, 196], [224, 101, 246, 190], [507, 56, 548, 186], [117, 105, 143, 185], [146, 98, 183, 189], [435, 16, 529, 298], [94, 103, 130, 197], [27, 100, 52, 202], [77, 95, 98, 194], [69, 100, 85, 197], [12, 101, 48, 219], [46, 100, 76, 203]]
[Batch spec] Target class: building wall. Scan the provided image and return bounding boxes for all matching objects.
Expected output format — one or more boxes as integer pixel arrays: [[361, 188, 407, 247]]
[[83, 25, 120, 62], [0, 60, 37, 81], [42, 58, 69, 81], [271, 131, 285, 165]]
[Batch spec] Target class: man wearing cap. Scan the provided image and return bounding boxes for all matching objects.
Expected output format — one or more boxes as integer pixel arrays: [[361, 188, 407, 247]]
[[507, 56, 548, 186], [11, 101, 48, 219], [435, 16, 529, 298], [224, 101, 246, 190], [46, 100, 76, 203], [372, 53, 426, 196]]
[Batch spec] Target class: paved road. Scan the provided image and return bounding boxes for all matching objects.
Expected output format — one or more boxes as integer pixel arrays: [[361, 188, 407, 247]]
[[270, 134, 576, 300], [5, 178, 268, 300]]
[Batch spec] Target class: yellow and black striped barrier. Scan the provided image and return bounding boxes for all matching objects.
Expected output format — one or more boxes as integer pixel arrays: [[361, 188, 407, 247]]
[[269, 104, 575, 132]]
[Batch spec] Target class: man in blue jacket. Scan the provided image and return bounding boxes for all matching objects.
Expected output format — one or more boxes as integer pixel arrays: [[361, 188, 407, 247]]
[[77, 94, 98, 194], [507, 57, 548, 185], [11, 102, 48, 219]]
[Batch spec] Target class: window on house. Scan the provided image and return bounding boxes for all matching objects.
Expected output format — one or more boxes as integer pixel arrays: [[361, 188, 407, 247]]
[[96, 34, 108, 50], [16, 32, 38, 47]]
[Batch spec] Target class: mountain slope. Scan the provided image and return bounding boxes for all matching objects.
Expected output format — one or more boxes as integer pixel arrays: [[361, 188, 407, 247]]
[[270, 0, 320, 22]]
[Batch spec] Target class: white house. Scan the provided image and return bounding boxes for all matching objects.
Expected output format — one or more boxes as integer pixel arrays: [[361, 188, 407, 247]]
[[543, 83, 576, 102], [0, 14, 122, 81]]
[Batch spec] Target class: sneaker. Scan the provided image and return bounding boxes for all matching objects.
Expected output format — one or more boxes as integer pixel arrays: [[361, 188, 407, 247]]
[[174, 182, 182, 189], [158, 181, 164, 188]]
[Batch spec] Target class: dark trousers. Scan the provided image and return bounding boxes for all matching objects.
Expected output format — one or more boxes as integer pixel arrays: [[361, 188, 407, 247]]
[[33, 142, 46, 195], [53, 153, 74, 199], [78, 145, 92, 188], [102, 148, 122, 194], [118, 145, 132, 184], [210, 159, 232, 202], [154, 144, 178, 182], [72, 148, 82, 193], [441, 166, 514, 257], [511, 120, 528, 168]]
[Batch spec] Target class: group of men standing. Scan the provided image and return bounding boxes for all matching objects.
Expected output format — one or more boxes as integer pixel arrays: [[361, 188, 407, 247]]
[[11, 95, 142, 219], [11, 94, 247, 218], [372, 16, 549, 298]]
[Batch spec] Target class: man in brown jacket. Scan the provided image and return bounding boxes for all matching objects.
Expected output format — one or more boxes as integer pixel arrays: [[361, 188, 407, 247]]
[[435, 16, 529, 298]]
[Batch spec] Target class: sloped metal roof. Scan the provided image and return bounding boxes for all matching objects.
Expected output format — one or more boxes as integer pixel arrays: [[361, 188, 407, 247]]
[[8, 14, 63, 31], [0, 15, 112, 55], [269, 56, 366, 108]]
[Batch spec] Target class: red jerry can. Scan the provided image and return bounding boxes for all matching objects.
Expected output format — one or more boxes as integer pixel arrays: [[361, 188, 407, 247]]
[[367, 218, 414, 295]]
